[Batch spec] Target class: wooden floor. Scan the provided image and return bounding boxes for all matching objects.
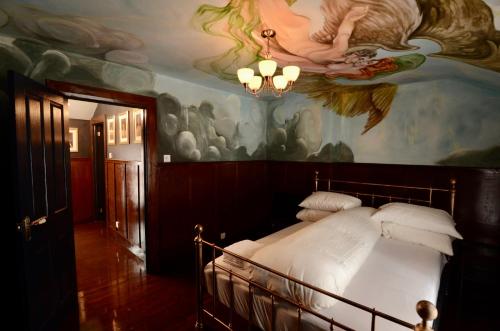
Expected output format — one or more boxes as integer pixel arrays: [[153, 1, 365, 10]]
[[75, 221, 197, 331]]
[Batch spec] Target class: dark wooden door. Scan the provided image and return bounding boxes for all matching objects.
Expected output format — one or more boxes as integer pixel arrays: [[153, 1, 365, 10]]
[[9, 72, 78, 331], [93, 123, 105, 220]]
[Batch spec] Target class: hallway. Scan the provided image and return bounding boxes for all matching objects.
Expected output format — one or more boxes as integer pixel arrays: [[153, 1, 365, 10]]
[[75, 222, 196, 331]]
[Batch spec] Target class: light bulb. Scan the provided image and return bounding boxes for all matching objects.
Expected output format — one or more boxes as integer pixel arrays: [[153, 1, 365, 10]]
[[248, 76, 262, 90], [237, 68, 254, 84], [272, 75, 287, 90], [283, 66, 300, 82], [258, 60, 277, 77]]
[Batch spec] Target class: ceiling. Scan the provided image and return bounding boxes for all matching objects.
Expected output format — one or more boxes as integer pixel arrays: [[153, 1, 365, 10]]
[[1, 0, 500, 94], [68, 99, 97, 120]]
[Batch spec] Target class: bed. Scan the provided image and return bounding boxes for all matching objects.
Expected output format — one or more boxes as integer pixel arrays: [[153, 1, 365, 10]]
[[194, 171, 457, 331]]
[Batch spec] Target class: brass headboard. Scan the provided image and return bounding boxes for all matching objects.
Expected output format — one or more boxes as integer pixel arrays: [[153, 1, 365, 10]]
[[314, 171, 457, 217]]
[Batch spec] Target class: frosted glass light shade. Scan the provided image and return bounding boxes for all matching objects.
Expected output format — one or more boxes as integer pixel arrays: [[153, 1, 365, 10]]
[[273, 75, 287, 90], [283, 65, 300, 82], [259, 60, 277, 77], [248, 76, 262, 90], [237, 68, 254, 84]]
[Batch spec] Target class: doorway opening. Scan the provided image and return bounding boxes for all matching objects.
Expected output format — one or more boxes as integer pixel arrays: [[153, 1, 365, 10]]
[[68, 100, 146, 259], [47, 79, 160, 273]]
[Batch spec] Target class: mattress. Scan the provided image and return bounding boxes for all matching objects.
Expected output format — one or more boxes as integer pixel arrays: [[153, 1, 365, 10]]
[[204, 220, 445, 331]]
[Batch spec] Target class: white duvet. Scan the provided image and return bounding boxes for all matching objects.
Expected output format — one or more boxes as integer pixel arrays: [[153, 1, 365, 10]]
[[250, 207, 381, 310]]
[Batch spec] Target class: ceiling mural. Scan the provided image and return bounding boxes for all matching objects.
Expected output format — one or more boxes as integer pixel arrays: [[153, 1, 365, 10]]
[[0, 0, 499, 166], [1, 0, 498, 133], [193, 0, 500, 133]]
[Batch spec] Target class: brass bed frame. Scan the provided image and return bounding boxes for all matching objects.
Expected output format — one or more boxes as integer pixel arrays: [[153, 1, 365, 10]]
[[194, 171, 457, 331]]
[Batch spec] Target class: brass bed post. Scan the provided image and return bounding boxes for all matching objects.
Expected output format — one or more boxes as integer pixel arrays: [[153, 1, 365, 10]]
[[414, 300, 438, 331], [194, 224, 204, 329], [450, 178, 456, 217], [314, 171, 319, 192]]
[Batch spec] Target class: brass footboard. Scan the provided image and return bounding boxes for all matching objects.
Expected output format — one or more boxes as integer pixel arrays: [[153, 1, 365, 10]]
[[194, 224, 438, 331]]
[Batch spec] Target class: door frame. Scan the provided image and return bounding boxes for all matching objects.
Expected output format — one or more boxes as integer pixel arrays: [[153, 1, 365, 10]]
[[46, 80, 160, 273], [91, 121, 105, 220]]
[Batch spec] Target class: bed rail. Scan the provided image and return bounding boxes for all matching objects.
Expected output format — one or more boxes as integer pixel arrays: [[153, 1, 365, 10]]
[[194, 224, 438, 331], [313, 171, 457, 217]]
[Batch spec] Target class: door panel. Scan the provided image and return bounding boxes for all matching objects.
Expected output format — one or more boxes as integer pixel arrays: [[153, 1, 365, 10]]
[[51, 102, 68, 211], [106, 162, 116, 227], [70, 158, 93, 223], [115, 163, 127, 238], [139, 162, 145, 249], [10, 72, 77, 331], [28, 96, 48, 218], [126, 162, 141, 246]]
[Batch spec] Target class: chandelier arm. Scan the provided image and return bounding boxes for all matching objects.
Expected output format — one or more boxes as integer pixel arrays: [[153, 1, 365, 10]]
[[249, 80, 266, 96], [283, 81, 294, 93], [272, 90, 283, 97]]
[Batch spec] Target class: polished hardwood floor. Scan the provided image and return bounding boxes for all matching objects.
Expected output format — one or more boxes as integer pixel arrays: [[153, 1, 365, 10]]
[[75, 221, 197, 331]]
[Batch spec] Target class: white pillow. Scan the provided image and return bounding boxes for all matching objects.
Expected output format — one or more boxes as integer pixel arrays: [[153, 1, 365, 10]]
[[372, 202, 463, 239], [382, 222, 454, 255], [222, 240, 263, 269], [298, 191, 362, 211], [296, 208, 333, 222]]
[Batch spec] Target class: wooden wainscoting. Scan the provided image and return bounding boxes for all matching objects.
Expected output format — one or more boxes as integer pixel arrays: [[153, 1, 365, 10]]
[[154, 161, 500, 272], [71, 157, 94, 223], [156, 161, 270, 271], [105, 160, 145, 256]]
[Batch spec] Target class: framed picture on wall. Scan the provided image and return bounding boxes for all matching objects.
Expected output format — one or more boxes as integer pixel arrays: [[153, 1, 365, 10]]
[[118, 111, 129, 144], [131, 109, 143, 144], [106, 115, 116, 145], [69, 127, 78, 152]]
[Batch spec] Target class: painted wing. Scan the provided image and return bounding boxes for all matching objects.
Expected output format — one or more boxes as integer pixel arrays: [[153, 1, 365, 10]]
[[295, 78, 397, 134]]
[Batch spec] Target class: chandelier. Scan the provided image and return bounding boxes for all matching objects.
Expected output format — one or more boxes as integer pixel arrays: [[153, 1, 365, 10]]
[[237, 29, 300, 97]]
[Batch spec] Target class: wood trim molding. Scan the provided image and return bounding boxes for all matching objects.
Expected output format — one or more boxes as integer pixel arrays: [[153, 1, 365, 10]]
[[46, 80, 160, 273]]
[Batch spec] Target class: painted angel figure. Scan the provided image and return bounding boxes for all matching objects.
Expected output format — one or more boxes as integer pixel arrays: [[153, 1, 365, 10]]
[[256, 1, 370, 75], [255, 0, 419, 79]]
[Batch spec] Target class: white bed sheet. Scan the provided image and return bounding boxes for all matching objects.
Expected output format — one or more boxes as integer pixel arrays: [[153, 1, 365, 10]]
[[204, 221, 445, 331]]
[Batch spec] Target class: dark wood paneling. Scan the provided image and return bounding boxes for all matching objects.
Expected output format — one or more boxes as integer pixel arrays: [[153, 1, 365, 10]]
[[156, 161, 499, 273], [215, 163, 237, 244], [70, 158, 93, 223], [114, 163, 127, 238], [106, 162, 116, 227], [126, 162, 141, 247], [105, 160, 145, 256], [158, 163, 190, 263], [157, 161, 270, 271]]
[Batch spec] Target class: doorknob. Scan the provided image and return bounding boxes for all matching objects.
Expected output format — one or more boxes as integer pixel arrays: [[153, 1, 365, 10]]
[[17, 216, 47, 242], [32, 216, 47, 226]]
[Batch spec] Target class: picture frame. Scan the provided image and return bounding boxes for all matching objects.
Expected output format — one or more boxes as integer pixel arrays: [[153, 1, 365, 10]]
[[118, 111, 129, 144], [131, 108, 143, 144], [106, 115, 116, 145], [69, 127, 78, 152]]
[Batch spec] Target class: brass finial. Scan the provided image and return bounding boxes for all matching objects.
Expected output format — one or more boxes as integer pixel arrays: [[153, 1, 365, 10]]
[[415, 300, 438, 331]]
